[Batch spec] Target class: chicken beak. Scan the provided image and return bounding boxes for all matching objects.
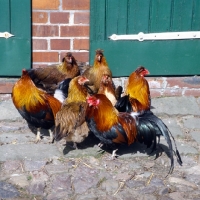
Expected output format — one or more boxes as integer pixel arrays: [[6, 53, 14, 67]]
[[145, 69, 150, 75]]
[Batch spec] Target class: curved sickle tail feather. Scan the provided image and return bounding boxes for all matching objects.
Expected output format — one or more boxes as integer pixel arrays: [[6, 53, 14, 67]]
[[168, 129, 183, 166], [137, 110, 182, 176]]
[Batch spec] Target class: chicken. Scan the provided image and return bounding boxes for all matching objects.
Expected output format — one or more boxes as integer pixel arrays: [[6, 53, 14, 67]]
[[98, 74, 117, 106], [85, 94, 182, 175], [64, 76, 88, 104], [53, 76, 90, 148], [115, 66, 150, 113], [82, 49, 113, 93], [27, 52, 80, 94], [12, 69, 62, 143]]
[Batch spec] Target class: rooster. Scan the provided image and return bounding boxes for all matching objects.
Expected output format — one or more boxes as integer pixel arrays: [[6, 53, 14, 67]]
[[115, 66, 150, 113], [82, 49, 113, 93], [85, 94, 182, 175], [53, 76, 90, 148], [12, 69, 62, 143], [27, 52, 80, 94]]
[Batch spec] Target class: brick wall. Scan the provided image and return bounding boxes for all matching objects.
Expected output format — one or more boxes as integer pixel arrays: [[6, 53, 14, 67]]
[[113, 76, 200, 98], [32, 0, 90, 68]]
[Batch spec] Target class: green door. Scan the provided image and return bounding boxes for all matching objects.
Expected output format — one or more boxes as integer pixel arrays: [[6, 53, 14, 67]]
[[90, 0, 200, 76], [0, 0, 31, 76]]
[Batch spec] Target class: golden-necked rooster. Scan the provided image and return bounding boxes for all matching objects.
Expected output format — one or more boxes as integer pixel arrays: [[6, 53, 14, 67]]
[[115, 66, 150, 114], [85, 94, 182, 175], [12, 69, 62, 143], [28, 52, 80, 94], [82, 49, 113, 93], [53, 76, 90, 148]]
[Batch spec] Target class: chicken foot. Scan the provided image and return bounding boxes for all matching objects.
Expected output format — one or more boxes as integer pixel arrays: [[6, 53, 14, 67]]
[[35, 128, 42, 143], [111, 149, 118, 160], [49, 129, 54, 143], [98, 142, 104, 148]]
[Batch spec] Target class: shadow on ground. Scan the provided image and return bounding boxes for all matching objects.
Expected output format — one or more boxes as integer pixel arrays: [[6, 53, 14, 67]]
[[61, 131, 172, 162]]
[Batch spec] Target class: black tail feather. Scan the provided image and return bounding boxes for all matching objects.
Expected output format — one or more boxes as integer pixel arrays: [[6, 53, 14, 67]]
[[136, 110, 182, 175], [176, 149, 183, 166], [137, 120, 157, 149], [58, 78, 72, 98], [168, 129, 183, 166], [115, 95, 133, 113]]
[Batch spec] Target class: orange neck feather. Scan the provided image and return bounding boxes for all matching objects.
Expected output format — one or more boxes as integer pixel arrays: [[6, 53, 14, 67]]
[[12, 73, 47, 111], [86, 94, 119, 131], [125, 72, 150, 110]]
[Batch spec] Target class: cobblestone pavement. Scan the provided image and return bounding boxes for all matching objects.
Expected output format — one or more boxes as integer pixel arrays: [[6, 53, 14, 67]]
[[0, 95, 200, 200]]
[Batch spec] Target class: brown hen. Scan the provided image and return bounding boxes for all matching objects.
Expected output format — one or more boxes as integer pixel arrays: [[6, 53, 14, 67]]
[[53, 76, 90, 148], [82, 49, 113, 93], [28, 52, 80, 94]]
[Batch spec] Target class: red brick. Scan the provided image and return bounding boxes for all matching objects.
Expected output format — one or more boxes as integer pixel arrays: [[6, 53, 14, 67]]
[[33, 52, 59, 62], [150, 89, 162, 98], [61, 26, 89, 37], [74, 12, 90, 24], [147, 79, 163, 89], [62, 0, 90, 10], [166, 77, 200, 89], [50, 12, 70, 24], [74, 39, 89, 50], [32, 0, 60, 10], [162, 89, 182, 97], [73, 52, 89, 63], [0, 82, 14, 94], [184, 89, 200, 97], [60, 52, 89, 63], [32, 39, 47, 50], [32, 12, 48, 23], [32, 25, 59, 37], [50, 39, 70, 50]]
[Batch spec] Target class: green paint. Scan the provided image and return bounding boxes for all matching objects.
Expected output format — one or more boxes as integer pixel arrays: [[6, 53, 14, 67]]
[[90, 0, 200, 76], [0, 0, 31, 76]]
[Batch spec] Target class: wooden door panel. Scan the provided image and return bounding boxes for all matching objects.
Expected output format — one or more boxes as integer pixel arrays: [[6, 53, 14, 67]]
[[172, 0, 194, 31], [0, 0, 10, 32], [90, 0, 200, 76], [0, 0, 31, 76], [0, 39, 31, 75], [90, 40, 200, 76]]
